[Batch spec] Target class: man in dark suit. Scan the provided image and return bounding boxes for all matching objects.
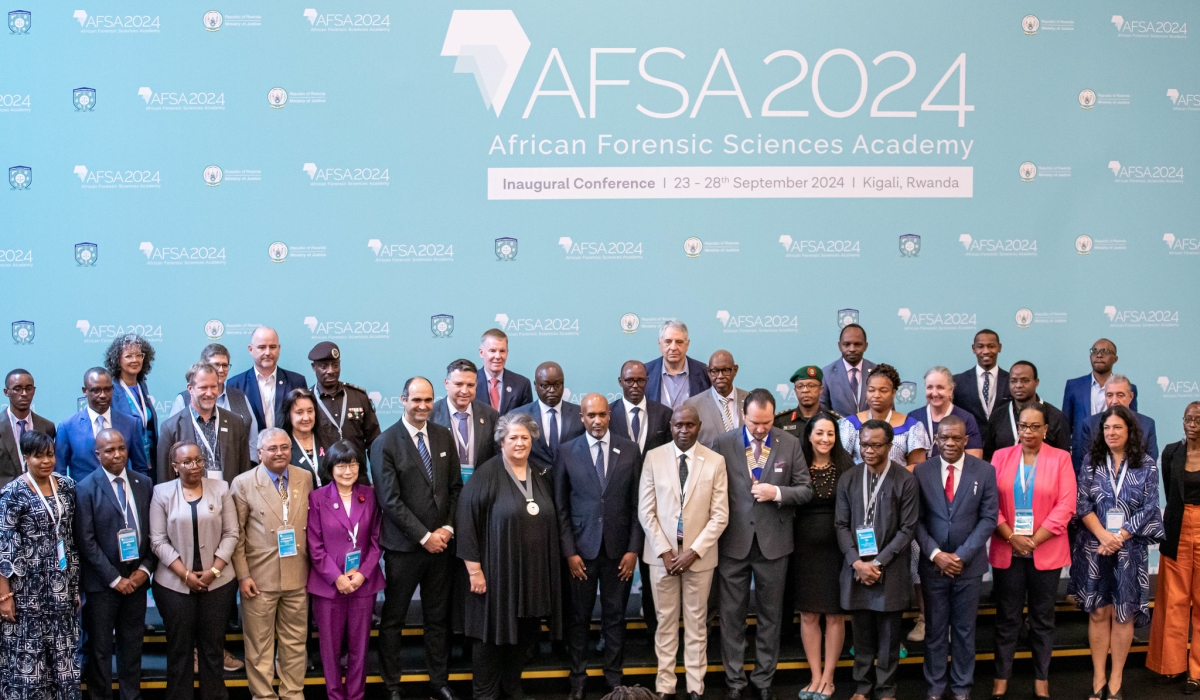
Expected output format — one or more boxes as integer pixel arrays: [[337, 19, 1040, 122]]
[[158, 362, 252, 483], [952, 329, 1011, 429], [555, 394, 643, 698], [224, 326, 307, 436], [1, 368, 56, 488], [56, 368, 149, 481], [478, 328, 533, 414], [1072, 374, 1157, 472], [507, 361, 583, 470], [431, 359, 499, 480], [1062, 338, 1139, 439], [984, 361, 1071, 459], [913, 416, 998, 700], [820, 324, 876, 417], [644, 319, 711, 411], [834, 419, 919, 700], [713, 389, 812, 700], [74, 429, 156, 700], [370, 377, 463, 700]]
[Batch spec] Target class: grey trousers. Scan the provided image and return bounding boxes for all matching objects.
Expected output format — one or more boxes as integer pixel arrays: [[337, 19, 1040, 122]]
[[718, 537, 789, 690]]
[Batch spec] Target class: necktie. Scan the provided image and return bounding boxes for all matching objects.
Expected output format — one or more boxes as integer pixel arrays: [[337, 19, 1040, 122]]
[[114, 476, 134, 536], [489, 379, 501, 411], [945, 464, 955, 502], [18, 419, 27, 436], [982, 372, 992, 412], [721, 396, 735, 431], [677, 454, 689, 540], [849, 368, 860, 410], [547, 408, 560, 458], [454, 412, 470, 462], [753, 439, 763, 463], [95, 414, 106, 435], [594, 442, 606, 488], [416, 432, 434, 482], [630, 407, 642, 444]]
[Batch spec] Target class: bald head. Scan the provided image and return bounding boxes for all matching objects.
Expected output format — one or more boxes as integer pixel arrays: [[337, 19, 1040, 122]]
[[707, 350, 738, 396], [249, 326, 281, 374], [671, 404, 701, 451], [94, 428, 129, 475], [534, 361, 565, 407], [580, 393, 610, 439]]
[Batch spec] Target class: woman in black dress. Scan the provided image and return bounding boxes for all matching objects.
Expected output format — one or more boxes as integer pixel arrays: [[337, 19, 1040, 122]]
[[457, 412, 562, 700], [795, 412, 854, 700]]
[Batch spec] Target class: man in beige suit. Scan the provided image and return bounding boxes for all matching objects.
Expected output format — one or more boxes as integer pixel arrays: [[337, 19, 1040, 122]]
[[638, 404, 729, 700], [231, 427, 314, 700]]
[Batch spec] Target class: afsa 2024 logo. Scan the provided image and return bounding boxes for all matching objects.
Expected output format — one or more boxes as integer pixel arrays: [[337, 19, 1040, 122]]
[[1158, 376, 1200, 399], [1164, 233, 1200, 255], [1103, 305, 1179, 328], [557, 236, 643, 260], [367, 239, 453, 262], [76, 320, 162, 343], [1110, 15, 1187, 39], [303, 163, 389, 186], [493, 313, 579, 337], [75, 165, 160, 189], [139, 241, 226, 266], [303, 316, 390, 340], [302, 8, 389, 31], [716, 310, 799, 334], [73, 10, 160, 33], [897, 308, 977, 331], [1107, 160, 1184, 183], [1167, 89, 1200, 111], [778, 234, 861, 259]]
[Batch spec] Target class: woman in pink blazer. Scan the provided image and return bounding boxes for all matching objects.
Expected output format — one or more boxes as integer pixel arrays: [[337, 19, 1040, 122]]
[[989, 404, 1076, 700], [307, 441, 385, 700]]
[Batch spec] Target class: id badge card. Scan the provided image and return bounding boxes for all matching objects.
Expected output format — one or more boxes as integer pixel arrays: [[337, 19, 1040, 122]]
[[117, 528, 139, 562], [1013, 509, 1034, 536], [856, 527, 878, 557], [206, 469, 223, 481], [56, 540, 68, 570], [344, 549, 361, 574], [277, 528, 298, 558], [460, 466, 474, 483], [1106, 509, 1125, 534]]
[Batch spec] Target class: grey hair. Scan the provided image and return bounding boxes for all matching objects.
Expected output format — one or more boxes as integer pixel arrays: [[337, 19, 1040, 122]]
[[494, 412, 541, 443], [1107, 374, 1133, 390], [256, 427, 289, 451], [923, 365, 954, 389], [658, 319, 689, 339]]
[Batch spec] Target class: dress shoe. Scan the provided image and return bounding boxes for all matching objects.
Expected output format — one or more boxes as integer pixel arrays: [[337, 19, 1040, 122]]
[[907, 614, 926, 642], [758, 686, 775, 700], [389, 690, 403, 700], [657, 694, 675, 700], [688, 692, 702, 700], [727, 689, 743, 700], [568, 689, 585, 700], [223, 651, 244, 672], [433, 687, 460, 700]]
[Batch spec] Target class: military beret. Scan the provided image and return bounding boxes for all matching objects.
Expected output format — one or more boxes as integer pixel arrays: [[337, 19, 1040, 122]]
[[789, 365, 823, 383], [308, 341, 341, 362]]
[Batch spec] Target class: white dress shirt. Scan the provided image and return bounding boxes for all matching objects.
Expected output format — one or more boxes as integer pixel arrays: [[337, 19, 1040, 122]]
[[402, 416, 452, 543], [86, 406, 114, 436], [929, 454, 966, 560], [843, 359, 866, 410], [585, 431, 609, 478], [975, 365, 999, 416], [449, 402, 474, 467], [256, 368, 278, 429], [620, 397, 649, 452], [103, 467, 152, 586], [538, 400, 563, 443], [1090, 375, 1108, 415]]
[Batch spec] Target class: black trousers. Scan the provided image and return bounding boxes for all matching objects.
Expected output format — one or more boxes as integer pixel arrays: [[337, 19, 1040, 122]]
[[380, 548, 452, 690], [567, 549, 632, 689], [83, 586, 148, 700], [473, 618, 541, 700], [993, 559, 1061, 681], [153, 581, 238, 700], [638, 558, 658, 636], [850, 610, 903, 699]]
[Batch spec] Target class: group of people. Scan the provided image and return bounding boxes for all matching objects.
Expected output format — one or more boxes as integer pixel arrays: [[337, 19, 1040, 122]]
[[0, 320, 1193, 700]]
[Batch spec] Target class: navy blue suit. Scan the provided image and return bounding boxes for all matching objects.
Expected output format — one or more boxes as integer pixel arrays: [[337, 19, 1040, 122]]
[[1061, 374, 1139, 439], [643, 356, 711, 409], [914, 455, 998, 698], [225, 366, 308, 433], [55, 409, 149, 481], [554, 432, 643, 689], [1071, 410, 1158, 473], [483, 368, 534, 415], [507, 400, 583, 471], [74, 466, 156, 700], [609, 398, 673, 456], [110, 378, 159, 478]]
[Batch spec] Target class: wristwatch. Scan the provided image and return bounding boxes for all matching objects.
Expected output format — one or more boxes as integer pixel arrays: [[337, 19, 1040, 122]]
[[211, 567, 222, 578]]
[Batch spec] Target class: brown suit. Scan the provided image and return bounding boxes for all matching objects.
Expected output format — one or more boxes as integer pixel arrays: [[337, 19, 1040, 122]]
[[231, 465, 313, 700]]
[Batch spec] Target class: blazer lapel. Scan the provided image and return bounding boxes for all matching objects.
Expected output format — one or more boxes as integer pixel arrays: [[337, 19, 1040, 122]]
[[0, 410, 18, 468], [402, 429, 433, 487], [683, 453, 704, 508], [332, 487, 355, 530], [255, 466, 287, 525], [97, 472, 124, 515]]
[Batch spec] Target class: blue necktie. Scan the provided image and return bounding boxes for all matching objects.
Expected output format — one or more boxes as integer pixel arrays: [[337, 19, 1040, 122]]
[[18, 419, 27, 436], [548, 408, 560, 458], [594, 441, 606, 489], [417, 433, 434, 482], [982, 371, 992, 410], [454, 412, 470, 461], [630, 407, 641, 444]]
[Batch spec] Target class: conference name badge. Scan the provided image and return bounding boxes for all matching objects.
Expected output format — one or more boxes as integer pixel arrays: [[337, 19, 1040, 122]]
[[1106, 509, 1124, 534], [117, 528, 139, 562], [57, 540, 68, 570], [277, 528, 298, 557], [344, 549, 361, 574], [855, 527, 878, 557], [461, 466, 474, 482], [1013, 509, 1034, 536]]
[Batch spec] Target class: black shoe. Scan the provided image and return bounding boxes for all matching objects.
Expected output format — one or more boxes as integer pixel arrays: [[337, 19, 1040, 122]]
[[389, 691, 403, 700], [688, 693, 702, 700], [568, 689, 584, 700], [758, 687, 775, 700], [1186, 679, 1200, 695], [1089, 687, 1105, 700], [433, 688, 460, 700], [727, 689, 743, 700], [657, 694, 675, 700]]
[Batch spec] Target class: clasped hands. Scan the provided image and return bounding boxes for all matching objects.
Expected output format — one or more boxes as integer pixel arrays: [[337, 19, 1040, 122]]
[[660, 548, 699, 576]]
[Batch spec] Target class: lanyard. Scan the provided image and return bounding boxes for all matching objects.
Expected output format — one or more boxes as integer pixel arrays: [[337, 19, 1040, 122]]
[[1018, 454, 1037, 501], [925, 405, 950, 454], [122, 380, 148, 426], [190, 407, 221, 466], [503, 460, 535, 505], [1107, 454, 1128, 503], [294, 435, 320, 485], [315, 389, 348, 439], [860, 462, 890, 527], [24, 473, 64, 537], [349, 522, 359, 550]]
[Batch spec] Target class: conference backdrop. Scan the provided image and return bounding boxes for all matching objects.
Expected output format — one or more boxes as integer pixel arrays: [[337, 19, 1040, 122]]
[[3, 2, 1197, 449]]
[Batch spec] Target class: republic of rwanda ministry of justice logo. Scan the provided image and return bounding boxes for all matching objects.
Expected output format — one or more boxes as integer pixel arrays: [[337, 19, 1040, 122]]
[[683, 237, 703, 257], [1079, 89, 1096, 109], [268, 87, 287, 108], [1022, 15, 1039, 35], [621, 313, 640, 334], [9, 10, 31, 34], [203, 10, 222, 30], [204, 319, 225, 340], [1015, 308, 1033, 328], [75, 242, 98, 266], [203, 165, 223, 186], [837, 309, 859, 329], [11, 321, 34, 345], [431, 314, 454, 338], [899, 234, 921, 257], [495, 237, 518, 261], [1075, 235, 1093, 255], [1019, 162, 1037, 182], [268, 242, 289, 262], [441, 10, 530, 116], [73, 87, 96, 111], [9, 166, 31, 190]]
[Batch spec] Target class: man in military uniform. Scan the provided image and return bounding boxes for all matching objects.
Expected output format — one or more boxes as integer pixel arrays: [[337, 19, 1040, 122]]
[[308, 342, 382, 470], [774, 365, 836, 437]]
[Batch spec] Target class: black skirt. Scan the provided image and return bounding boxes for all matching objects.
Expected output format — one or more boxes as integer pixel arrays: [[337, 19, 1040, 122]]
[[793, 503, 845, 615]]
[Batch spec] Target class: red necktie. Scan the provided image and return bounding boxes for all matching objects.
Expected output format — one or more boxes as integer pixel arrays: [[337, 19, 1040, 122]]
[[489, 378, 501, 411], [945, 464, 955, 502]]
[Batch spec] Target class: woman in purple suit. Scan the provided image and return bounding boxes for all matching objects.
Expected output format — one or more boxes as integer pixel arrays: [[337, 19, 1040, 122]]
[[307, 440, 385, 700]]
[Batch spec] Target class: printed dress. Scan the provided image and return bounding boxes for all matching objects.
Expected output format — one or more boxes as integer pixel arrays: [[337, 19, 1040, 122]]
[[0, 475, 82, 700], [1069, 454, 1165, 626], [838, 414, 930, 465]]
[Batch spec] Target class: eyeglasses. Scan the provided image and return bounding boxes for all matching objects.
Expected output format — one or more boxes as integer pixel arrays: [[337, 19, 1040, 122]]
[[209, 362, 230, 371], [1089, 348, 1114, 357], [175, 458, 205, 468], [260, 445, 290, 454], [708, 367, 735, 376], [1185, 417, 1200, 426], [860, 442, 891, 451], [1016, 423, 1046, 433], [621, 377, 647, 386]]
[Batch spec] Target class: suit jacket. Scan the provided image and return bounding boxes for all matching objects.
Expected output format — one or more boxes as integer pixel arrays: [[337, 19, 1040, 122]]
[[507, 400, 584, 470], [73, 467, 157, 593], [231, 465, 314, 591], [834, 460, 918, 612], [912, 455, 998, 579], [713, 427, 812, 561], [111, 378, 160, 476], [1061, 373, 1139, 438], [171, 387, 257, 459], [0, 408, 55, 488], [1161, 441, 1191, 561], [431, 398, 499, 469], [820, 358, 878, 417], [983, 398, 1072, 460], [1071, 410, 1158, 473], [55, 409, 149, 481], [644, 356, 712, 409], [951, 366, 1011, 428], [554, 433, 643, 561], [481, 368, 534, 415], [225, 366, 308, 434], [989, 445, 1076, 570], [305, 483, 385, 599], [609, 397, 673, 456], [637, 442, 729, 571], [157, 407, 252, 484], [149, 477, 239, 594], [685, 387, 750, 448], [368, 418, 463, 552]]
